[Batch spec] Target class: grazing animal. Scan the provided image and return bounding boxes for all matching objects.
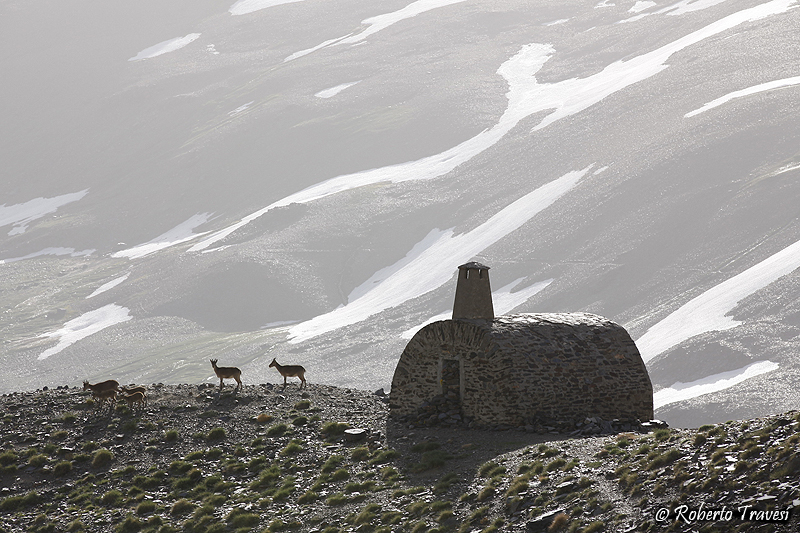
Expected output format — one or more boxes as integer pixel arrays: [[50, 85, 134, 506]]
[[269, 358, 306, 389], [93, 389, 117, 408], [210, 359, 242, 392], [122, 391, 146, 410], [119, 385, 147, 396], [83, 379, 119, 397]]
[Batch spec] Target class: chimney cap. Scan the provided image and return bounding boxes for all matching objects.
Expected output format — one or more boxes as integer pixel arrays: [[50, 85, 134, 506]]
[[458, 261, 490, 270]]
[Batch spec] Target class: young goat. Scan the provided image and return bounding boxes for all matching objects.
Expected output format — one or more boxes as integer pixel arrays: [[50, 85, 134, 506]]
[[119, 385, 147, 397], [269, 358, 306, 389], [122, 391, 146, 410], [210, 359, 242, 392], [93, 389, 117, 409]]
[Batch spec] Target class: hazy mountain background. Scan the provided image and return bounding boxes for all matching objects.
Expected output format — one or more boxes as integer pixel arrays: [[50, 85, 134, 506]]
[[2, 0, 799, 428]]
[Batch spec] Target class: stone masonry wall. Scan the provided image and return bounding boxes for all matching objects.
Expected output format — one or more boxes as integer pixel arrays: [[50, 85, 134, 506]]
[[390, 313, 653, 428]]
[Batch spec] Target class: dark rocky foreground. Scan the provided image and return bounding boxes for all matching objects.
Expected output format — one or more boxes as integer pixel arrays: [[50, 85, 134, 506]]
[[0, 383, 798, 533]]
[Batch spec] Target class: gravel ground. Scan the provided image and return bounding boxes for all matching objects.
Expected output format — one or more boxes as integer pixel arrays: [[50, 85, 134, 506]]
[[1, 383, 799, 532]]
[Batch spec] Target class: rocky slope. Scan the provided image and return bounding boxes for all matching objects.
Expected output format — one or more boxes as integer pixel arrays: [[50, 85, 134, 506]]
[[4, 0, 800, 430], [0, 383, 798, 532]]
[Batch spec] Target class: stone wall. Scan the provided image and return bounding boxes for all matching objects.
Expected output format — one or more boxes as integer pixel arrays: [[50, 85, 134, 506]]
[[390, 313, 653, 428]]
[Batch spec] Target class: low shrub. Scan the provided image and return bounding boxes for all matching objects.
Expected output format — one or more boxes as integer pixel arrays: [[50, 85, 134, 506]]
[[100, 489, 124, 507], [281, 440, 303, 456], [92, 449, 114, 469], [53, 461, 73, 476], [170, 498, 194, 516], [206, 427, 226, 441], [28, 454, 48, 468], [320, 422, 349, 437], [0, 451, 17, 466], [267, 424, 289, 437], [136, 501, 156, 515]]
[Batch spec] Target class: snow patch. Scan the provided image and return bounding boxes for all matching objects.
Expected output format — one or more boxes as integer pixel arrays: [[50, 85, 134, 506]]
[[0, 190, 88, 236], [654, 361, 779, 409], [685, 75, 800, 117], [86, 274, 130, 299], [285, 0, 466, 61], [192, 0, 796, 252], [229, 0, 304, 16], [286, 167, 590, 343], [129, 34, 201, 62], [636, 234, 800, 362], [315, 81, 361, 98], [37, 304, 132, 360], [113, 213, 214, 259], [0, 247, 94, 264], [663, 0, 731, 16], [544, 19, 570, 26], [620, 0, 733, 22], [229, 101, 255, 116], [629, 1, 657, 13], [261, 320, 300, 329], [400, 277, 554, 339]]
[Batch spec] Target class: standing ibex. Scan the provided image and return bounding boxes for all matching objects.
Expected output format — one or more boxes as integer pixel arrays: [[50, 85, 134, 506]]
[[119, 385, 146, 396], [210, 359, 242, 392], [93, 388, 118, 409], [83, 380, 119, 397], [269, 358, 306, 389], [121, 391, 147, 410]]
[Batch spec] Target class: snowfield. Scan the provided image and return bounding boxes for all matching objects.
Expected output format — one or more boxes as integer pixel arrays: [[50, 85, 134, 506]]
[[113, 213, 214, 259], [3, 0, 800, 426], [128, 34, 201, 62], [685, 75, 800, 117], [229, 0, 304, 16], [636, 236, 800, 363], [0, 190, 88, 236], [286, 167, 590, 342], [86, 274, 130, 299], [315, 82, 361, 99], [653, 361, 779, 409], [37, 305, 132, 361]]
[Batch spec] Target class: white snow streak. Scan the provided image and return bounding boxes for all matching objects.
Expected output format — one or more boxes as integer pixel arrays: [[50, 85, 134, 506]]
[[0, 190, 88, 236], [285, 0, 466, 62], [286, 168, 590, 343], [636, 236, 800, 362], [315, 81, 361, 98], [685, 75, 800, 117], [129, 34, 201, 62], [400, 277, 554, 339], [664, 0, 731, 15], [113, 213, 213, 259], [620, 0, 732, 22], [229, 0, 304, 16], [653, 361, 779, 409], [37, 304, 132, 360], [190, 0, 796, 253], [348, 229, 450, 303], [229, 101, 255, 116], [86, 274, 130, 299], [0, 247, 94, 264], [629, 1, 657, 13]]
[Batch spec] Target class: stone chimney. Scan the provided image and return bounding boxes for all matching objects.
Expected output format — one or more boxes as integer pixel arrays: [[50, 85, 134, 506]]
[[452, 262, 494, 320]]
